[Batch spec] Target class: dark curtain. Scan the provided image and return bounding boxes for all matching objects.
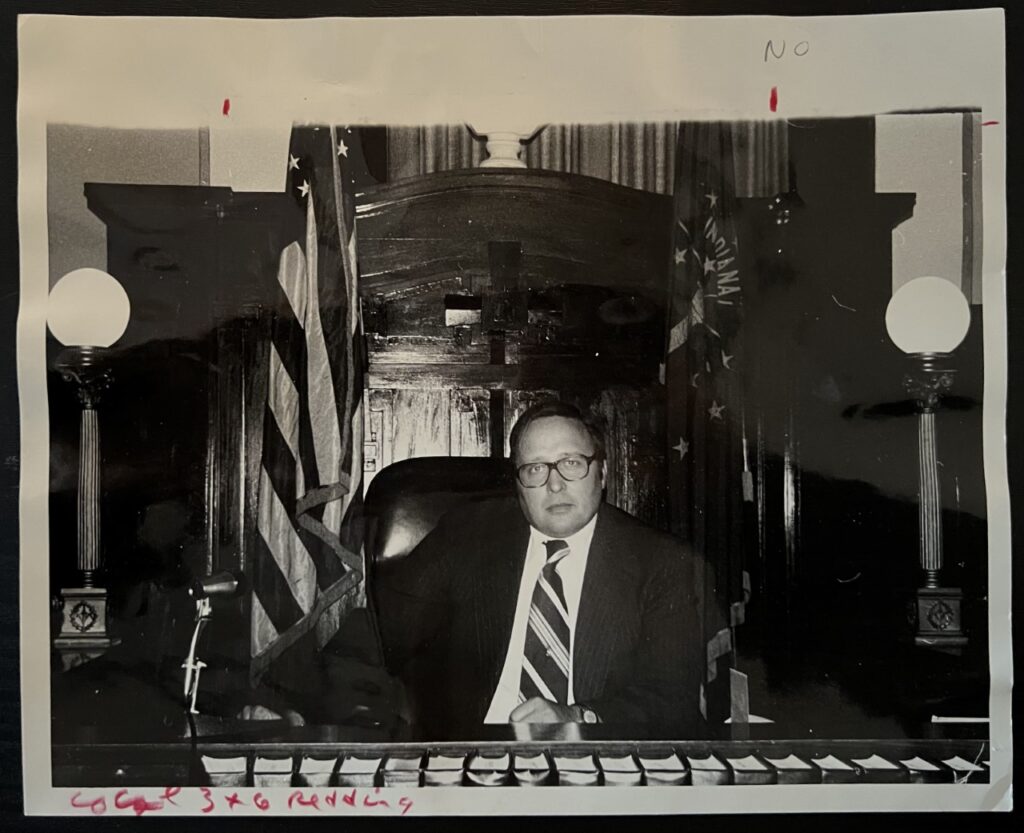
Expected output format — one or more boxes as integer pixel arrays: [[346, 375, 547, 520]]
[[387, 125, 486, 179], [524, 123, 678, 194]]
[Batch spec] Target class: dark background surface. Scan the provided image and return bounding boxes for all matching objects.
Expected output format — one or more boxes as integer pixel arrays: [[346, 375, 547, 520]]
[[1, 0, 1020, 829]]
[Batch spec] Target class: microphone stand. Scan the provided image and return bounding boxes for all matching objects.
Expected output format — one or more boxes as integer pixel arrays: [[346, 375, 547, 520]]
[[180, 571, 240, 748], [182, 594, 212, 782], [182, 596, 212, 715]]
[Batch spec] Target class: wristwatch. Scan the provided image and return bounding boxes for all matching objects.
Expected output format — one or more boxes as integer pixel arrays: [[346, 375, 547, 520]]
[[575, 703, 601, 724]]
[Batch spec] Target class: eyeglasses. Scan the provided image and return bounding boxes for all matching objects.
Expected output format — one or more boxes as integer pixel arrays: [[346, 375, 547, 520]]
[[515, 453, 601, 488]]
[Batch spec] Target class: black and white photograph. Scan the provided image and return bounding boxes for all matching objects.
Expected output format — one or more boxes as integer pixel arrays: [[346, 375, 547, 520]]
[[16, 11, 1010, 816]]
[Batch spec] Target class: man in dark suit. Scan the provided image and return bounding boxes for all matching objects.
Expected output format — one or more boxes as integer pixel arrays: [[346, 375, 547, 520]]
[[373, 400, 703, 737]]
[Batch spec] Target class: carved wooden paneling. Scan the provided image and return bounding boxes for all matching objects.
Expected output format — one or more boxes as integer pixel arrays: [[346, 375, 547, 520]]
[[358, 165, 668, 492], [571, 389, 654, 523], [207, 320, 245, 576], [365, 388, 492, 482], [356, 169, 672, 297], [242, 317, 270, 579], [367, 359, 655, 392], [363, 389, 395, 494], [593, 389, 633, 516], [369, 363, 518, 391], [368, 337, 491, 365], [631, 388, 669, 529], [391, 390, 452, 462], [450, 390, 491, 457]]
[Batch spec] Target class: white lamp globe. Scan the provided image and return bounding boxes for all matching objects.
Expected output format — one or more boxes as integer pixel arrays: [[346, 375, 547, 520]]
[[885, 276, 970, 355], [47, 268, 131, 348]]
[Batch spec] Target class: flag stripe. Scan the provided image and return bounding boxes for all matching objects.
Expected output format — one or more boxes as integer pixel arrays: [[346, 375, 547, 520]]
[[261, 405, 347, 591], [250, 591, 280, 659], [250, 516, 309, 635], [257, 467, 317, 612], [266, 342, 303, 473], [342, 405, 363, 521], [251, 561, 362, 672], [329, 126, 358, 460], [276, 241, 308, 322], [301, 194, 345, 495], [270, 286, 321, 504], [269, 244, 308, 382], [261, 398, 301, 512]]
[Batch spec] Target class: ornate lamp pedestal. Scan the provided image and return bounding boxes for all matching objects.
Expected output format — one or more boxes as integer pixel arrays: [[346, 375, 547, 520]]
[[904, 352, 967, 653], [52, 346, 120, 668]]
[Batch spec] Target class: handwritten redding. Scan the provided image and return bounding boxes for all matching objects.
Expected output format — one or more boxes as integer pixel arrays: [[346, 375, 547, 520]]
[[69, 786, 414, 816]]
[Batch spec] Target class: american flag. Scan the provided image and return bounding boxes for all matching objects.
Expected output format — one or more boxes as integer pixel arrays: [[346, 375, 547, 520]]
[[664, 122, 750, 724], [250, 125, 366, 682]]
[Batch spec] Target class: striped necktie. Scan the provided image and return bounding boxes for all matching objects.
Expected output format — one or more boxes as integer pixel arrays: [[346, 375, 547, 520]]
[[519, 539, 572, 705]]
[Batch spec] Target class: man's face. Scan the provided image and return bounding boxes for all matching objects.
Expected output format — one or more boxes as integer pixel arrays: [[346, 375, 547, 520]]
[[514, 416, 607, 538]]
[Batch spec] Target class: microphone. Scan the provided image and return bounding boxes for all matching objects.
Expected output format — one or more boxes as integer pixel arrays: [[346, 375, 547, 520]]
[[189, 570, 244, 600]]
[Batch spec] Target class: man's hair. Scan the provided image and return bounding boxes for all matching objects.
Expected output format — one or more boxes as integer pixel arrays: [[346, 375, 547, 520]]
[[508, 400, 607, 464]]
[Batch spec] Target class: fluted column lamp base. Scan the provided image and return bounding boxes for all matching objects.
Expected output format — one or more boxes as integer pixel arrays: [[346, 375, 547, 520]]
[[903, 352, 966, 654], [53, 346, 119, 670]]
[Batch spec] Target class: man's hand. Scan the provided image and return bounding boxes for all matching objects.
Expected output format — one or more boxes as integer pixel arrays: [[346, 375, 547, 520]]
[[509, 697, 581, 724]]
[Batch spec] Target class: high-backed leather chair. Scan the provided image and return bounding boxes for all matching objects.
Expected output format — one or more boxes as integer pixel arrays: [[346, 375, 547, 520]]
[[360, 456, 513, 730], [363, 456, 514, 566], [312, 457, 513, 729]]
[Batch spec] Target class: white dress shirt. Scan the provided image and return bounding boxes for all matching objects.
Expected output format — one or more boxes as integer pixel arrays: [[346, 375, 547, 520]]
[[483, 514, 598, 723]]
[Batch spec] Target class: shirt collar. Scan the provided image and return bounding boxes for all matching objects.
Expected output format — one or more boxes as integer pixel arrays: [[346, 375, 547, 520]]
[[527, 509, 599, 559]]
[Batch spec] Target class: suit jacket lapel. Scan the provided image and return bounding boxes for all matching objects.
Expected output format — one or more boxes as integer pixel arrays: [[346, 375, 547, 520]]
[[573, 504, 623, 701]]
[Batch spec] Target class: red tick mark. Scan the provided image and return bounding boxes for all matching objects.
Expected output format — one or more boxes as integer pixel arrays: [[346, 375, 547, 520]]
[[769, 87, 778, 113], [982, 120, 998, 126], [222, 98, 231, 116]]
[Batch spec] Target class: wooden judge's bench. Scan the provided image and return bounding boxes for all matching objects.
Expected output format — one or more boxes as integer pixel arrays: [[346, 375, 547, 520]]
[[49, 119, 989, 782], [53, 721, 990, 788]]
